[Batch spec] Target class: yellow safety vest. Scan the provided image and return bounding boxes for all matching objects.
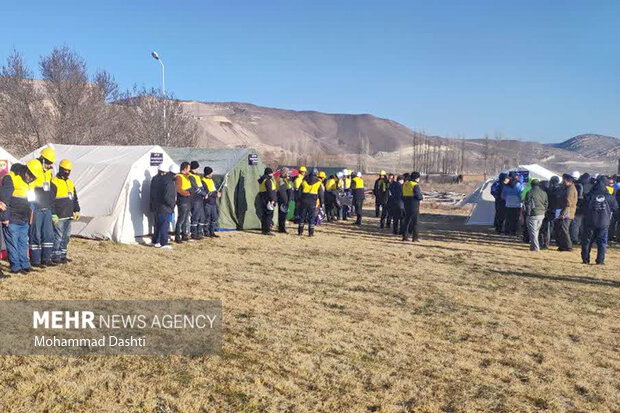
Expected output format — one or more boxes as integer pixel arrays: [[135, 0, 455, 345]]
[[606, 186, 614, 195], [202, 177, 215, 192], [402, 181, 418, 197], [294, 174, 305, 190], [176, 174, 192, 191], [301, 179, 322, 195], [9, 171, 29, 199], [29, 162, 52, 190], [325, 178, 337, 191], [344, 178, 351, 190], [259, 177, 276, 193], [352, 177, 365, 189], [189, 173, 203, 189], [280, 178, 291, 189], [51, 177, 75, 199]]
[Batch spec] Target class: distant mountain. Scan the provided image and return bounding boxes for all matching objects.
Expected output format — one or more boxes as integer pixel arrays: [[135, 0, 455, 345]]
[[549, 134, 620, 159]]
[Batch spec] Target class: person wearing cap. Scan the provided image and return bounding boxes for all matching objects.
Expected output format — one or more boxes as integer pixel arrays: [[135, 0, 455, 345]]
[[174, 162, 192, 243], [258, 167, 277, 235], [581, 175, 618, 264], [293, 166, 307, 223], [387, 175, 405, 235], [1, 160, 44, 275], [401, 172, 423, 241], [29, 147, 56, 267], [373, 170, 389, 220], [50, 159, 81, 263], [523, 179, 548, 252], [202, 166, 221, 238], [351, 172, 366, 225], [298, 168, 324, 236], [188, 161, 206, 239], [277, 167, 292, 233], [557, 173, 578, 251], [150, 163, 176, 248]]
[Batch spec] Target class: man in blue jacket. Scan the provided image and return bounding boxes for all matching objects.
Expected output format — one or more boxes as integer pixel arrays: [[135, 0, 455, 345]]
[[581, 176, 618, 265], [491, 173, 508, 234], [501, 172, 523, 236]]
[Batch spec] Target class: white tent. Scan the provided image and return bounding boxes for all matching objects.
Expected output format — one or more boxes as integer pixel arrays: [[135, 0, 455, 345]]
[[21, 144, 174, 243], [461, 164, 560, 226]]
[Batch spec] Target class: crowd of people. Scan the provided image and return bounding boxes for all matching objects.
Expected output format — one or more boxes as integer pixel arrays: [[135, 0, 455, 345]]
[[0, 148, 80, 277], [491, 171, 619, 264], [255, 167, 424, 241]]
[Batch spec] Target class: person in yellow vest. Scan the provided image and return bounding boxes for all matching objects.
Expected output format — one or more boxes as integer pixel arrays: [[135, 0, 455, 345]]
[[298, 169, 325, 236], [293, 166, 307, 223], [351, 172, 366, 225], [188, 161, 207, 239], [258, 167, 277, 235], [0, 160, 44, 275], [202, 166, 221, 238], [324, 174, 339, 222], [29, 147, 56, 267], [50, 160, 80, 265], [373, 170, 389, 218], [174, 162, 192, 243], [277, 167, 292, 233], [401, 171, 424, 242]]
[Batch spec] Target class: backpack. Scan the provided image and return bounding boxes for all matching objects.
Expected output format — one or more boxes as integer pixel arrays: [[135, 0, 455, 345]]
[[588, 193, 611, 228]]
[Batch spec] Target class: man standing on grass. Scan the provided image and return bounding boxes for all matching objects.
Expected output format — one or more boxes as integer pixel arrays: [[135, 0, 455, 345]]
[[581, 176, 618, 265], [373, 170, 388, 219], [202, 167, 221, 238], [298, 169, 324, 236], [150, 163, 176, 249], [258, 167, 277, 236], [557, 174, 578, 251], [174, 162, 192, 243], [188, 161, 206, 239], [401, 171, 423, 242], [524, 179, 548, 252], [277, 168, 292, 233], [50, 159, 81, 263]]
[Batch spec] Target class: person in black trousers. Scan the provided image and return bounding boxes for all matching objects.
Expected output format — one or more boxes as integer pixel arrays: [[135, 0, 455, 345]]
[[258, 168, 277, 235], [277, 168, 292, 233], [401, 172, 423, 242], [387, 175, 404, 235]]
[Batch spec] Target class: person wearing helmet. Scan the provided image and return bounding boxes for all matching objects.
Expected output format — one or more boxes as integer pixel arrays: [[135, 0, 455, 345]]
[[187, 161, 207, 239], [401, 171, 424, 242], [150, 162, 176, 249], [29, 147, 56, 267], [202, 166, 221, 238], [350, 172, 366, 225], [298, 168, 324, 236], [258, 167, 277, 235], [293, 166, 307, 223], [174, 162, 192, 243], [50, 159, 81, 264], [323, 174, 339, 222], [373, 170, 389, 220], [0, 159, 43, 275]]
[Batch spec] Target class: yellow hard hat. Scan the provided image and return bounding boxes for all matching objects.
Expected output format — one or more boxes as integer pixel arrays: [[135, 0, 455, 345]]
[[318, 171, 326, 179], [59, 159, 73, 171], [26, 159, 44, 180], [380, 170, 386, 176], [40, 147, 56, 163], [299, 166, 307, 173]]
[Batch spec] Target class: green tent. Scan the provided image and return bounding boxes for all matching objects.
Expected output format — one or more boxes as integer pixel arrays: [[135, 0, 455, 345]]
[[165, 147, 273, 230]]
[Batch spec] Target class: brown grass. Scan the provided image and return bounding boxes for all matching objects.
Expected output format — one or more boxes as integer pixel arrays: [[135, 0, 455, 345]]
[[0, 206, 619, 412]]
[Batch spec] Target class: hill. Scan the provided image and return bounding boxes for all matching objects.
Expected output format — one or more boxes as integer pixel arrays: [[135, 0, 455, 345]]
[[549, 134, 620, 159]]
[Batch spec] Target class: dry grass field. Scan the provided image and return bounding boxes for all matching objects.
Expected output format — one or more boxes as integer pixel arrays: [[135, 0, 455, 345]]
[[0, 205, 619, 412]]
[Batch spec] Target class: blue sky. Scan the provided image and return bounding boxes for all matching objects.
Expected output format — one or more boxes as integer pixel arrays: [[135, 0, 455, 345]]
[[1, 0, 618, 142]]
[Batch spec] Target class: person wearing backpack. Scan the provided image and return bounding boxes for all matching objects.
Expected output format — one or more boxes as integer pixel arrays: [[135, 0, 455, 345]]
[[524, 179, 548, 251], [581, 176, 618, 265]]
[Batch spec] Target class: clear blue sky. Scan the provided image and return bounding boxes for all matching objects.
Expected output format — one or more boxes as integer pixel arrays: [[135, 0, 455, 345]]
[[1, 0, 618, 142]]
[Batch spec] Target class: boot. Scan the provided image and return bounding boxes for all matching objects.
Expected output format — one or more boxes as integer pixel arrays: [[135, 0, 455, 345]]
[[182, 234, 190, 242], [175, 235, 182, 243], [298, 226, 304, 236]]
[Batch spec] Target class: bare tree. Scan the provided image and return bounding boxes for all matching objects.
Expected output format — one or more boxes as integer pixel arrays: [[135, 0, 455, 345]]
[[0, 50, 50, 156], [482, 134, 490, 179]]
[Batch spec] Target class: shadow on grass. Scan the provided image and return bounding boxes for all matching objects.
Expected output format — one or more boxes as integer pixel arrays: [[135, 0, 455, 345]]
[[489, 269, 620, 288]]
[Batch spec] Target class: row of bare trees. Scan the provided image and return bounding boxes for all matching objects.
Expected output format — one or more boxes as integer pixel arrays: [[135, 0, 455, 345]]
[[0, 46, 199, 157]]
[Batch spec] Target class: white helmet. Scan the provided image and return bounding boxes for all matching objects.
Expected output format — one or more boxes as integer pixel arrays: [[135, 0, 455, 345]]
[[158, 163, 168, 172], [342, 169, 349, 176], [356, 172, 362, 178], [336, 172, 343, 179], [571, 170, 581, 180], [169, 163, 180, 174]]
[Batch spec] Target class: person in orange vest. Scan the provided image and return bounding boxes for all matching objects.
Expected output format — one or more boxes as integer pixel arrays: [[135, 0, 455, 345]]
[[202, 166, 221, 238], [50, 159, 81, 264], [401, 171, 424, 242], [0, 160, 44, 275], [174, 162, 192, 243]]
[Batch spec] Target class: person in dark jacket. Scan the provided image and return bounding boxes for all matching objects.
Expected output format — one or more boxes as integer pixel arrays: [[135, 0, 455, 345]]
[[50, 159, 81, 263], [501, 173, 523, 236], [174, 162, 192, 243], [151, 163, 176, 248], [258, 167, 277, 235], [277, 168, 292, 233], [382, 173, 395, 229], [373, 171, 388, 218], [29, 147, 56, 267], [1, 160, 43, 275], [491, 173, 508, 233], [557, 174, 578, 251], [581, 175, 618, 264], [188, 161, 206, 239], [202, 166, 221, 238], [387, 175, 405, 235], [524, 179, 548, 251], [570, 171, 584, 244], [298, 169, 324, 236], [401, 171, 423, 242]]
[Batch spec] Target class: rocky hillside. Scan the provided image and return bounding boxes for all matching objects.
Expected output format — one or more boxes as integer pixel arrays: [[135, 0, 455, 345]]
[[548, 134, 620, 159]]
